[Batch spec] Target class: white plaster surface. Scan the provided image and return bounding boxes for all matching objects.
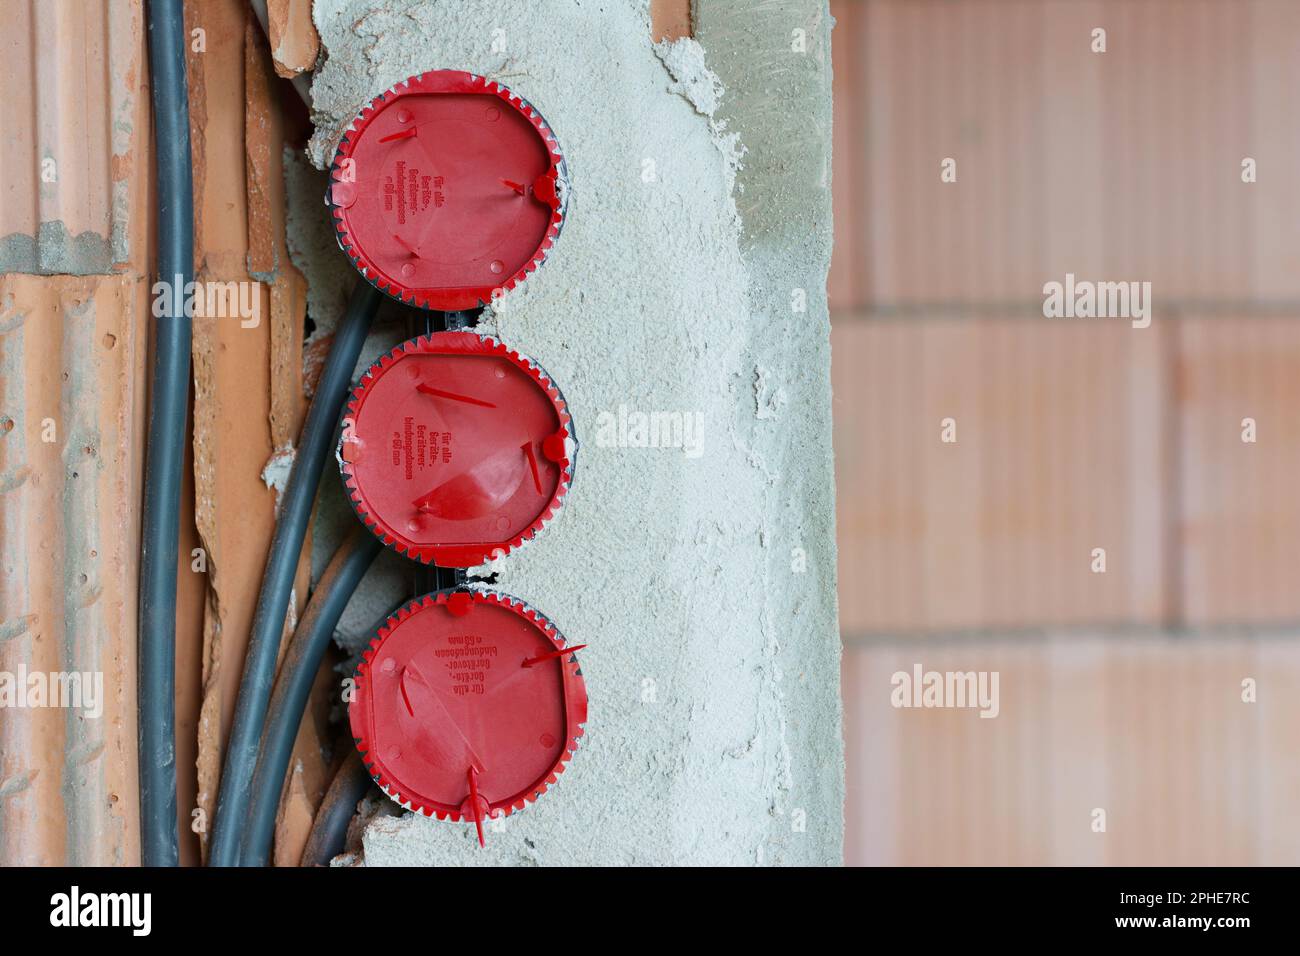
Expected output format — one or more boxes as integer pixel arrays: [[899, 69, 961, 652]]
[[297, 0, 841, 865]]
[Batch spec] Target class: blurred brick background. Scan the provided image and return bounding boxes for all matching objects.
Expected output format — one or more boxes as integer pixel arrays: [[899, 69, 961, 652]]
[[831, 0, 1300, 864]]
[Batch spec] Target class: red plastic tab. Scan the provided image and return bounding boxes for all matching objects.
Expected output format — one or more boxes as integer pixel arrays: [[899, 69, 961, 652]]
[[350, 590, 588, 830], [340, 331, 573, 567], [328, 69, 565, 310]]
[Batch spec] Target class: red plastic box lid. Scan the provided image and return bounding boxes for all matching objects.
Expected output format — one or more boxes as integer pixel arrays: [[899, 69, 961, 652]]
[[328, 69, 565, 310], [350, 590, 587, 843], [339, 331, 574, 567]]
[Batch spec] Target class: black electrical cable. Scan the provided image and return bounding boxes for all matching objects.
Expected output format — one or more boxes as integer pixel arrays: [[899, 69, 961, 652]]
[[245, 302, 476, 864], [240, 529, 381, 865], [300, 750, 373, 866], [208, 279, 382, 866], [138, 0, 193, 868]]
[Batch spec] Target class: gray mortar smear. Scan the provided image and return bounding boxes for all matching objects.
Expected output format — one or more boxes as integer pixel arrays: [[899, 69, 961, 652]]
[[293, 0, 841, 865], [0, 223, 115, 276], [284, 149, 358, 334]]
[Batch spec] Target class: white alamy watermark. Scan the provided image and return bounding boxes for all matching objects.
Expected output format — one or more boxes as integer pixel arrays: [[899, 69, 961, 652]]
[[152, 274, 261, 328], [891, 664, 999, 718], [1042, 273, 1151, 329], [50, 886, 150, 936], [0, 665, 103, 718], [594, 404, 704, 459]]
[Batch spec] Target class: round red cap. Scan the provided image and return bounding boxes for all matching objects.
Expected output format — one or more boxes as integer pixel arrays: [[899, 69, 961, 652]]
[[350, 590, 588, 823], [328, 69, 566, 311], [339, 331, 574, 567]]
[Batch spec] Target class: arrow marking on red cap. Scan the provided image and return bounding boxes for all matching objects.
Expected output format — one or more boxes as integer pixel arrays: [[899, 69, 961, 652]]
[[415, 382, 497, 408], [377, 127, 418, 143], [522, 644, 587, 668]]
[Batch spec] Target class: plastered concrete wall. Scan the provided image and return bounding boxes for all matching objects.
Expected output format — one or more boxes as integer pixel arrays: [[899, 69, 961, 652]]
[[301, 0, 841, 865]]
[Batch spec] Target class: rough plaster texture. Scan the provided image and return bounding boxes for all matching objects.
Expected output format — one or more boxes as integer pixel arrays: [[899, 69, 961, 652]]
[[292, 0, 840, 865]]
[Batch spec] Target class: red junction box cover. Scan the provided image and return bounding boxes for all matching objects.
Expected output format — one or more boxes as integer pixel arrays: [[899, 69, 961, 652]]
[[339, 331, 574, 568], [328, 69, 566, 310], [350, 590, 587, 830]]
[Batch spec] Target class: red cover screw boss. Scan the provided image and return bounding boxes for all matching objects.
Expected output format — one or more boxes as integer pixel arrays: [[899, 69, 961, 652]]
[[327, 69, 567, 310], [350, 590, 588, 845]]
